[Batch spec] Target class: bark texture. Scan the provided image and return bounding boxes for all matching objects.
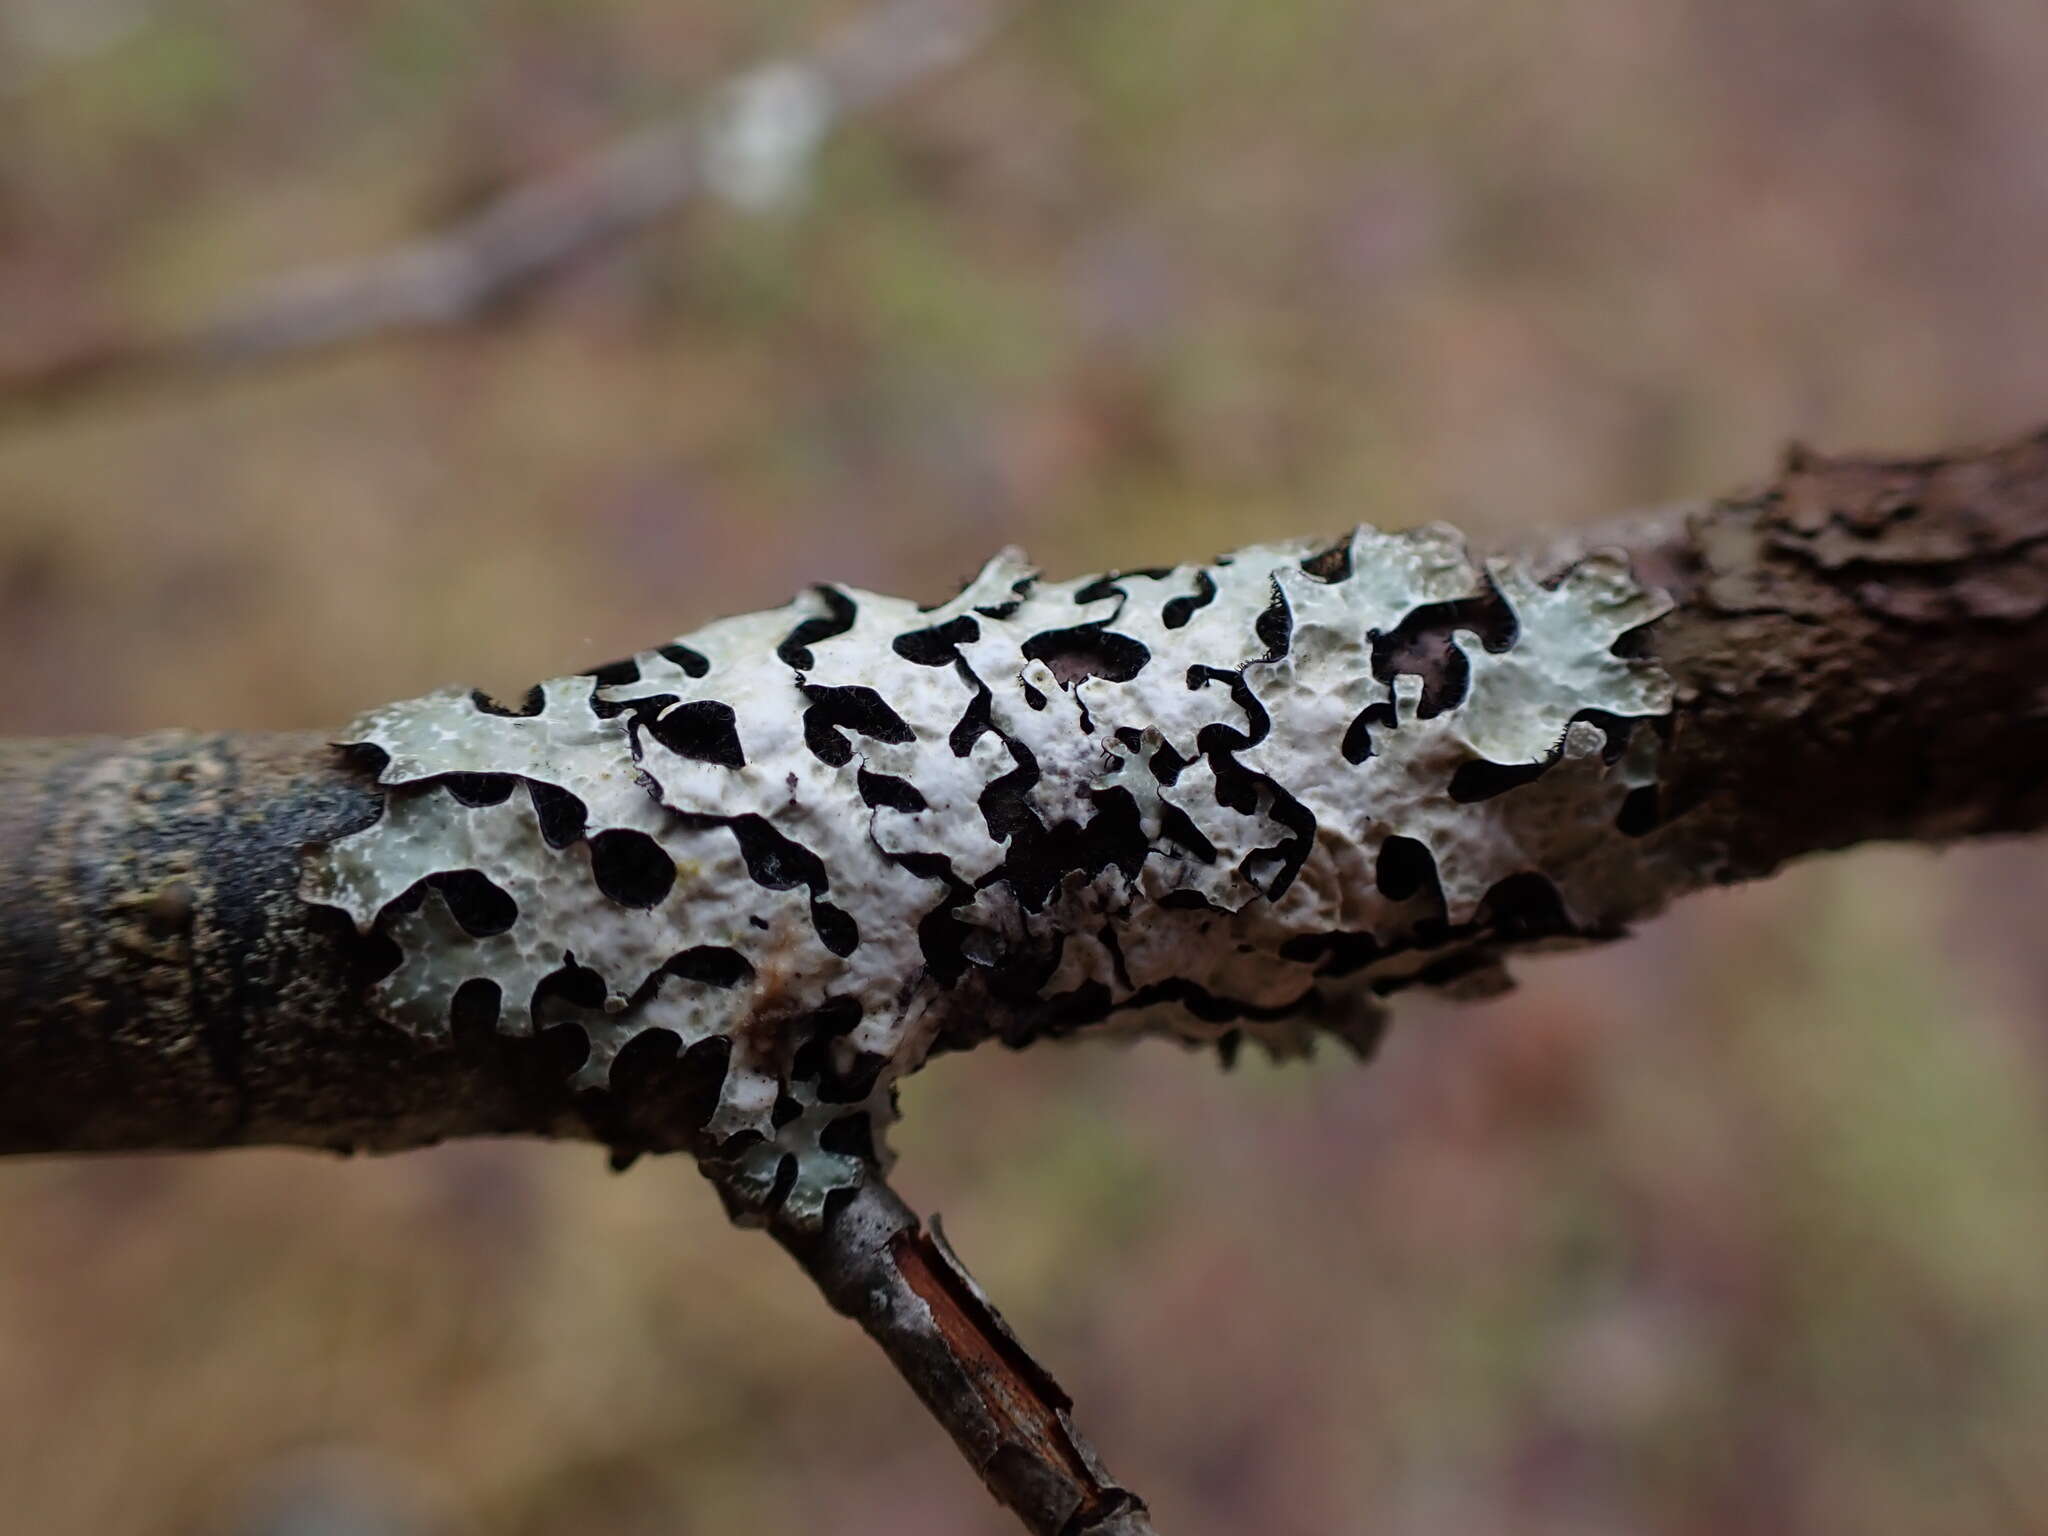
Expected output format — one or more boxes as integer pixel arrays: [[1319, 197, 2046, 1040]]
[[0, 730, 746, 1157], [1630, 438, 2048, 878]]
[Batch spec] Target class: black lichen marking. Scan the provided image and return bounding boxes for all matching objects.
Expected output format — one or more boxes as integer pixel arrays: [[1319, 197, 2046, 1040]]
[[634, 698, 745, 769], [374, 877, 428, 918], [582, 657, 642, 688], [1477, 873, 1576, 941], [818, 1047, 890, 1106], [1157, 801, 1220, 863], [336, 914, 406, 987], [976, 745, 1044, 853], [1162, 569, 1218, 629], [663, 945, 755, 988], [761, 1152, 801, 1209], [1074, 568, 1171, 605], [340, 741, 394, 779], [776, 585, 858, 670], [785, 998, 865, 1073], [428, 869, 518, 937], [868, 845, 977, 983], [1449, 757, 1551, 803], [1187, 665, 1267, 750], [1149, 737, 1190, 785], [728, 813, 828, 892], [1021, 625, 1151, 686], [980, 754, 1151, 910], [801, 685, 915, 767], [1244, 789, 1318, 898], [1182, 665, 1318, 896], [1371, 592, 1510, 713], [590, 828, 677, 909], [449, 975, 503, 1034], [919, 893, 977, 983], [439, 772, 518, 807], [1340, 700, 1392, 765], [811, 901, 860, 957], [656, 642, 710, 677], [1375, 835, 1441, 907], [947, 684, 997, 757], [526, 779, 589, 848], [977, 749, 1105, 899], [893, 613, 979, 666], [856, 768, 928, 814], [469, 684, 547, 718], [534, 957, 610, 1015], [597, 1030, 732, 1142], [713, 812, 862, 956]]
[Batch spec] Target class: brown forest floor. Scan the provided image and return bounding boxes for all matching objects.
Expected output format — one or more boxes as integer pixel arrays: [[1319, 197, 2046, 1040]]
[[6, 3, 2048, 1532]]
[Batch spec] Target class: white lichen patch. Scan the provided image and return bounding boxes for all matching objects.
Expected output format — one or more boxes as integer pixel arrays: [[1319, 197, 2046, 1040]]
[[301, 525, 1677, 1224]]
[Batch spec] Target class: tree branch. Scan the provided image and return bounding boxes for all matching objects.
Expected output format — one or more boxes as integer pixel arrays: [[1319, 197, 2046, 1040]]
[[9, 428, 2045, 1160]]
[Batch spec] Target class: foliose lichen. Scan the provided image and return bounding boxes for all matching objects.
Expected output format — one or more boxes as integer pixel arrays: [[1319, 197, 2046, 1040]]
[[301, 525, 1675, 1224]]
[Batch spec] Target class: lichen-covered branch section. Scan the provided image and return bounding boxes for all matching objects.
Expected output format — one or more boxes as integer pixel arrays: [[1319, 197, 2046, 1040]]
[[301, 523, 1682, 1225], [10, 434, 2048, 1167]]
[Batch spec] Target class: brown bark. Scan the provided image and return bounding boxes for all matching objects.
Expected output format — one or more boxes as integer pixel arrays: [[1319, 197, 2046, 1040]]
[[1633, 435, 2048, 881]]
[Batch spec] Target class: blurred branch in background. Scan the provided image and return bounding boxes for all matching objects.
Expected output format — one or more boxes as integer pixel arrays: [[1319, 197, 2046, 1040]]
[[0, 0, 1010, 415], [0, 0, 159, 104]]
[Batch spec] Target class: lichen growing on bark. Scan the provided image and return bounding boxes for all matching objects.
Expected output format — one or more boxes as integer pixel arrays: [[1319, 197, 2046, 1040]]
[[301, 524, 1674, 1223]]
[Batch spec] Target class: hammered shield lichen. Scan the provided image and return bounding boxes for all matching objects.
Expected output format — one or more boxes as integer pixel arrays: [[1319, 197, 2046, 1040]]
[[301, 524, 1675, 1224]]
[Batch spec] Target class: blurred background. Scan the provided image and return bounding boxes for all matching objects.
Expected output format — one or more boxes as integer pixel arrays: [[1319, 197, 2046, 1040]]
[[4, 1, 2048, 1531]]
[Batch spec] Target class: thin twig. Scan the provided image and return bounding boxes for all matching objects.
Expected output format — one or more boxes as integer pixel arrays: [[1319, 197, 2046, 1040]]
[[0, 0, 1009, 411], [746, 1169, 1160, 1535]]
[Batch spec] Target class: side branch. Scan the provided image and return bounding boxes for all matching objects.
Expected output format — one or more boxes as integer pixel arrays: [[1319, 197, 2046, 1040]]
[[764, 1175, 1155, 1535]]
